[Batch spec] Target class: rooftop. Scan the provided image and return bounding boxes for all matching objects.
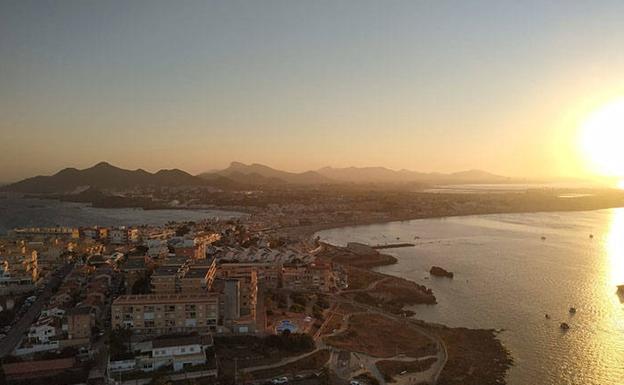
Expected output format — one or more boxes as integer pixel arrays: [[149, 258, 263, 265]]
[[113, 293, 218, 305], [182, 269, 209, 279], [152, 334, 213, 349]]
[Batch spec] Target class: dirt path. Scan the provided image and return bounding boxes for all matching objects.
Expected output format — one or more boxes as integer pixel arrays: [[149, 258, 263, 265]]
[[322, 294, 448, 385]]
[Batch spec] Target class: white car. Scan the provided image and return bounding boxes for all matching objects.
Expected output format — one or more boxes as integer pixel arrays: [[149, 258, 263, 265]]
[[350, 381, 362, 385], [272, 377, 288, 384]]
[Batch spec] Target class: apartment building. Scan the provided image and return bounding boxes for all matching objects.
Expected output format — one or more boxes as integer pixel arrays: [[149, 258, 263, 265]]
[[282, 261, 333, 292], [216, 267, 258, 318], [0, 248, 39, 286], [151, 266, 182, 294], [218, 262, 280, 289], [179, 269, 212, 293], [111, 294, 219, 335]]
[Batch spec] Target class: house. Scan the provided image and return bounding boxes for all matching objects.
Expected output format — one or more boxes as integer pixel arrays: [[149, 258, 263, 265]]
[[151, 334, 214, 371], [28, 317, 59, 343], [50, 292, 73, 308], [108, 334, 216, 378], [41, 307, 66, 318]]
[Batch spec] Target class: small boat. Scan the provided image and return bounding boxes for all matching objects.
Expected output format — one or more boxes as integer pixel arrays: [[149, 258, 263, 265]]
[[569, 307, 577, 314], [560, 322, 570, 330], [541, 236, 547, 241], [589, 234, 594, 239], [545, 314, 550, 319]]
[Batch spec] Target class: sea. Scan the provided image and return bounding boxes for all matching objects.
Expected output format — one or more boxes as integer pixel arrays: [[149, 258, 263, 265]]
[[0, 197, 244, 235], [318, 208, 624, 385]]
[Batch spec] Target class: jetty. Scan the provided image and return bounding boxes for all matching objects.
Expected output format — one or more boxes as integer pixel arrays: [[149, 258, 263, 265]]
[[371, 243, 415, 249]]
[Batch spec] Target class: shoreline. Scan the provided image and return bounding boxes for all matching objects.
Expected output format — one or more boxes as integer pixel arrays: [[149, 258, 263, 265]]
[[280, 204, 624, 240], [315, 233, 514, 384]]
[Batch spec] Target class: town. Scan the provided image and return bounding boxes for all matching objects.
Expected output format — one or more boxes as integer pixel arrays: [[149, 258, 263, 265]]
[[0, 217, 351, 384], [3, 176, 624, 385], [3, 181, 624, 385], [0, 199, 517, 385]]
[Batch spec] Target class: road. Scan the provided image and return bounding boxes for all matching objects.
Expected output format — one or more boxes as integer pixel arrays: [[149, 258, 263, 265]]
[[0, 263, 73, 357]]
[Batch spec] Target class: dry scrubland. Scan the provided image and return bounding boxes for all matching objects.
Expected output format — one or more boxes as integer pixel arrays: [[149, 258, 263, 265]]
[[248, 349, 330, 380], [376, 357, 438, 382], [325, 313, 437, 358]]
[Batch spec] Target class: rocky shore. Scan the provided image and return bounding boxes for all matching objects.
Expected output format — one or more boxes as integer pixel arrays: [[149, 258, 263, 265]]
[[317, 242, 513, 384]]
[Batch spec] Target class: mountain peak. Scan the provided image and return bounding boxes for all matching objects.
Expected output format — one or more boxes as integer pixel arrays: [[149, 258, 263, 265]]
[[92, 161, 113, 169]]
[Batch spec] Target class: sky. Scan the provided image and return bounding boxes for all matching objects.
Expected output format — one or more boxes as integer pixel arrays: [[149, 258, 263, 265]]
[[2, 0, 624, 182]]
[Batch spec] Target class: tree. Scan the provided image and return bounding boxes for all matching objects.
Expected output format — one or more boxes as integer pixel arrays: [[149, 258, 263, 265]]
[[109, 326, 134, 359]]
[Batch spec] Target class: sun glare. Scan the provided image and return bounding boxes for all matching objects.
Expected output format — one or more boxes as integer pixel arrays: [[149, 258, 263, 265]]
[[579, 98, 624, 178]]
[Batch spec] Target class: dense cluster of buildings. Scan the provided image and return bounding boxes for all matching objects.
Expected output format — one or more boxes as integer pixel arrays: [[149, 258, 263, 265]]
[[0, 221, 341, 384]]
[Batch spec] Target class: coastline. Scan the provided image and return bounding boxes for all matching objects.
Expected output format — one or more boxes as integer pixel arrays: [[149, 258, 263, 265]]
[[314, 228, 518, 384], [281, 204, 624, 240]]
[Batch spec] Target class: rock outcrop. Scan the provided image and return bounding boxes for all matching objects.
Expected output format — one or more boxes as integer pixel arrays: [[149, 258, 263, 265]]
[[430, 266, 454, 278]]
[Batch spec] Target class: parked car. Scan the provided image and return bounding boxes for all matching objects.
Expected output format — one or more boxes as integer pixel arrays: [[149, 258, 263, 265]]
[[272, 377, 289, 384]]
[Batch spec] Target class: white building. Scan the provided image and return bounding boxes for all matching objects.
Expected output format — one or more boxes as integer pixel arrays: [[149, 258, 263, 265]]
[[151, 334, 213, 371], [28, 317, 58, 343], [108, 334, 215, 375], [109, 229, 128, 245]]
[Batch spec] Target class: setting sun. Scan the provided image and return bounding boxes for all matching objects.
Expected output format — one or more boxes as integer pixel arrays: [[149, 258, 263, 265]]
[[580, 98, 624, 178]]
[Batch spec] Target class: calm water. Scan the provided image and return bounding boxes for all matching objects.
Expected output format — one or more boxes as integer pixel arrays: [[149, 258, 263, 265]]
[[0, 197, 244, 235], [318, 209, 624, 385]]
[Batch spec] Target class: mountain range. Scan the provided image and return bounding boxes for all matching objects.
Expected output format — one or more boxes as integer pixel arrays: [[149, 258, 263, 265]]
[[2, 161, 510, 193], [3, 162, 214, 193], [205, 162, 509, 185]]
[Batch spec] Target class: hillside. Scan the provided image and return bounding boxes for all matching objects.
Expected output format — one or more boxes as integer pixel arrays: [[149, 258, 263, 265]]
[[214, 162, 334, 185], [3, 162, 228, 193]]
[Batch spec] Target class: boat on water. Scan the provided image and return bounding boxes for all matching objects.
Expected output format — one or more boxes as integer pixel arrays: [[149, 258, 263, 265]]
[[569, 307, 577, 314], [560, 322, 570, 331]]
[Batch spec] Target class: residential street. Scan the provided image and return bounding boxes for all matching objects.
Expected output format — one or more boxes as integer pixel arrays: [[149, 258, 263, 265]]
[[0, 263, 73, 357]]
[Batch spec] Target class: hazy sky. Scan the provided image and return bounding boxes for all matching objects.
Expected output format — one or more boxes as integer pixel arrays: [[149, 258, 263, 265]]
[[2, 0, 624, 182]]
